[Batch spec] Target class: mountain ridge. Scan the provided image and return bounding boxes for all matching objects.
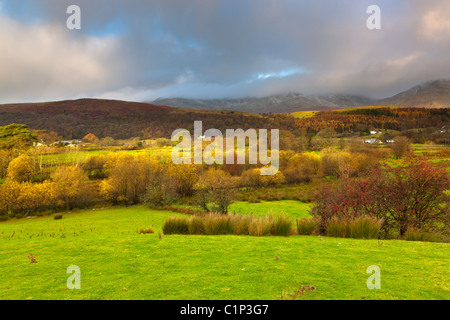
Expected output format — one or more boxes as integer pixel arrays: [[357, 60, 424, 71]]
[[151, 80, 450, 113]]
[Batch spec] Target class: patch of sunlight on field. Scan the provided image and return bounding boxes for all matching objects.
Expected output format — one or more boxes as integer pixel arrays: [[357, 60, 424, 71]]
[[230, 200, 312, 219], [291, 111, 318, 119]]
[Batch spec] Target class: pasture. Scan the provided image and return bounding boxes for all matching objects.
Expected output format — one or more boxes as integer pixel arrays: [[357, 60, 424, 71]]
[[0, 203, 448, 300]]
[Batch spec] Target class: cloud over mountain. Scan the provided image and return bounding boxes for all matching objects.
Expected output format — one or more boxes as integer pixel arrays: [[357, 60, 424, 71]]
[[1, 0, 450, 103]]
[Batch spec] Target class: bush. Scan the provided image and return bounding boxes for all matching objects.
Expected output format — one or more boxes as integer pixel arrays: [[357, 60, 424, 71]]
[[296, 218, 318, 235], [197, 169, 236, 214], [162, 217, 189, 235], [326, 218, 352, 238], [100, 154, 160, 204], [139, 227, 154, 234], [270, 214, 292, 236], [320, 151, 352, 177], [52, 166, 92, 210], [54, 214, 63, 220], [204, 214, 232, 235], [7, 154, 35, 182], [404, 228, 438, 242], [142, 174, 178, 207], [283, 153, 321, 183], [326, 217, 382, 239], [0, 180, 56, 217], [348, 216, 382, 239], [248, 216, 273, 236], [230, 215, 252, 235], [312, 155, 449, 238], [188, 216, 206, 235], [163, 213, 294, 237]]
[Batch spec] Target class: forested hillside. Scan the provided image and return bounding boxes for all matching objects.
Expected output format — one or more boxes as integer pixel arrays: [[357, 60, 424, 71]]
[[0, 99, 297, 139]]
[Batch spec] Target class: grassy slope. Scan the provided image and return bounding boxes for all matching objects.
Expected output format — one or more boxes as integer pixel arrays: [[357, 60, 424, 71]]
[[0, 204, 448, 300], [230, 201, 312, 219]]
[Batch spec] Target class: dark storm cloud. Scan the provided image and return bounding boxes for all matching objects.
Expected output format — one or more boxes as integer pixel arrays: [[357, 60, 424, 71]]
[[0, 0, 449, 103]]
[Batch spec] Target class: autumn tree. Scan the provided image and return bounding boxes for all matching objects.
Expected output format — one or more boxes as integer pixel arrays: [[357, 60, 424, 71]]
[[311, 156, 449, 237], [142, 170, 178, 207], [196, 168, 236, 214], [391, 136, 411, 159], [82, 133, 99, 144], [51, 166, 91, 210], [7, 154, 35, 182], [0, 124, 37, 150], [100, 154, 159, 204], [0, 150, 13, 179], [310, 129, 337, 151], [0, 180, 55, 217], [282, 152, 321, 183], [167, 163, 200, 197], [32, 129, 61, 145]]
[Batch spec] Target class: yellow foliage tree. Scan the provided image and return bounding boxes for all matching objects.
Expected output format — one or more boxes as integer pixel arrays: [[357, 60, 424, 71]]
[[51, 166, 89, 209], [7, 154, 35, 182], [100, 154, 159, 203], [0, 180, 55, 216], [167, 163, 200, 197]]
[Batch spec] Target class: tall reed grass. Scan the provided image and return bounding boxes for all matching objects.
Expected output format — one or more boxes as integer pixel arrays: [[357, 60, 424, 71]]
[[163, 213, 293, 237], [296, 218, 319, 235], [404, 228, 438, 242], [162, 216, 190, 235], [326, 216, 382, 239]]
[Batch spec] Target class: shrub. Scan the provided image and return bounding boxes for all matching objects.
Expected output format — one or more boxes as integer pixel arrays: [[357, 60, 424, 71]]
[[296, 218, 318, 235], [162, 217, 189, 235], [139, 227, 154, 234], [404, 228, 438, 242], [348, 216, 382, 239], [7, 154, 35, 182], [142, 174, 178, 207], [270, 214, 292, 236], [100, 154, 160, 204], [54, 214, 63, 220], [326, 217, 382, 239], [197, 169, 236, 214], [326, 218, 352, 238], [312, 155, 449, 237], [230, 215, 252, 235], [391, 136, 411, 159], [248, 216, 273, 236], [320, 151, 352, 177], [0, 180, 56, 217], [204, 214, 232, 235], [52, 166, 92, 210], [283, 153, 321, 183], [188, 216, 206, 235]]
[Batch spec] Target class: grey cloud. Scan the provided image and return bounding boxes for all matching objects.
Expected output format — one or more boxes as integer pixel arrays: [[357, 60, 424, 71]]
[[0, 0, 450, 103]]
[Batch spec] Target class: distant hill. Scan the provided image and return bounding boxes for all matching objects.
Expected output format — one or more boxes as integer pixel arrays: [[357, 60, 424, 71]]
[[1, 80, 449, 139], [152, 93, 375, 114], [0, 98, 297, 139], [152, 80, 450, 113], [377, 80, 450, 108]]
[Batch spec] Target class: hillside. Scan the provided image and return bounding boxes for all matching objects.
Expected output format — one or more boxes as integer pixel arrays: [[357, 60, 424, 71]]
[[153, 93, 375, 114], [0, 98, 297, 139], [152, 80, 450, 113], [377, 80, 450, 108]]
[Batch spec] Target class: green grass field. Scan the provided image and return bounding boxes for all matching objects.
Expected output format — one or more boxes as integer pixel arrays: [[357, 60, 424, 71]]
[[0, 203, 448, 300], [230, 201, 312, 219]]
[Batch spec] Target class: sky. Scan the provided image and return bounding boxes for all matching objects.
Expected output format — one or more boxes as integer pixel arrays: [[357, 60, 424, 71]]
[[0, 0, 450, 104]]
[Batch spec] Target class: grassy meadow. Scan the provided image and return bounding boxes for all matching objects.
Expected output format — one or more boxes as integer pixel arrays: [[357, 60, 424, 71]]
[[0, 203, 448, 300]]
